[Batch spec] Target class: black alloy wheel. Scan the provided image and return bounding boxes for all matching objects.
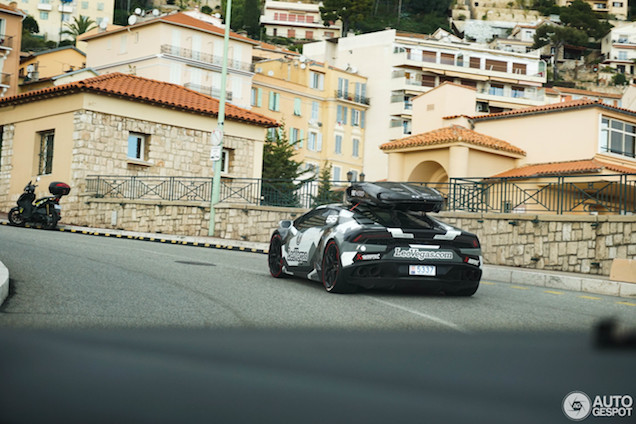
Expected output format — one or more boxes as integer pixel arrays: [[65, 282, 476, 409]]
[[268, 234, 285, 278], [8, 207, 25, 226], [321, 240, 354, 293]]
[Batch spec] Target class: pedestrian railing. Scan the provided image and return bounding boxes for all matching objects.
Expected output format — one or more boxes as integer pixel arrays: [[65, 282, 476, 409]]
[[85, 174, 636, 214]]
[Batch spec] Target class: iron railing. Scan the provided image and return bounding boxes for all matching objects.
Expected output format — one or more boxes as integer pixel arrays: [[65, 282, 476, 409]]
[[160, 44, 255, 73], [85, 175, 636, 214]]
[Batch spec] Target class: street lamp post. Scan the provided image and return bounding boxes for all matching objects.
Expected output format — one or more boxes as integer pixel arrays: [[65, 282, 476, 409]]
[[208, 0, 232, 236]]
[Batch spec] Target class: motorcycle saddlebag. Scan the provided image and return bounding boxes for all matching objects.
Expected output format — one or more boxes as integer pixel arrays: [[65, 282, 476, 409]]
[[345, 182, 444, 212], [49, 182, 71, 196]]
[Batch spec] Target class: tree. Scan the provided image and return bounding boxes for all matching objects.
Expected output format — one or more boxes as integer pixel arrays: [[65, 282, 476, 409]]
[[559, 0, 611, 41], [243, 0, 261, 39], [313, 161, 342, 206], [22, 15, 39, 34], [320, 0, 373, 35], [61, 15, 97, 43], [533, 25, 588, 80], [261, 124, 312, 207]]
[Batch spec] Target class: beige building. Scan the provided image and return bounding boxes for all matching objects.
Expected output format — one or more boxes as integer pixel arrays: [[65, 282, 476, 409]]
[[79, 11, 258, 109], [13, 0, 114, 44], [303, 28, 547, 181], [0, 2, 25, 98], [557, 0, 628, 20], [601, 21, 636, 81], [260, 0, 341, 41], [0, 72, 276, 222], [251, 56, 367, 181], [18, 45, 86, 87], [381, 82, 636, 185]]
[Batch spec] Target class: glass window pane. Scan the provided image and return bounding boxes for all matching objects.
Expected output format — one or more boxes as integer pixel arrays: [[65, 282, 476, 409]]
[[610, 131, 623, 153], [611, 120, 623, 131]]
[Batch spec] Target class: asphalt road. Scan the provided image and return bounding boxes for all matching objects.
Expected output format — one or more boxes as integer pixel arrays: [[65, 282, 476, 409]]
[[1, 224, 635, 331]]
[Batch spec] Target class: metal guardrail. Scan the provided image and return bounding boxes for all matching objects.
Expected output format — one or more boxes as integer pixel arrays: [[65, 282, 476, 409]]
[[85, 175, 636, 214], [160, 44, 255, 73]]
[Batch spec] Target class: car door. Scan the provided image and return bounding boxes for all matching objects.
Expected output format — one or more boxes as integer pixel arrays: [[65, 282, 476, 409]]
[[285, 208, 334, 272]]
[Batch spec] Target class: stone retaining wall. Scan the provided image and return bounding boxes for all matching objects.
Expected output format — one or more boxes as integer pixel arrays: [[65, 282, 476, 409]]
[[75, 198, 636, 276]]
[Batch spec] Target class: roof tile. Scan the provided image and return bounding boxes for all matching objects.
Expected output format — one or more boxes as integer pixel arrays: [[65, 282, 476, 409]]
[[491, 158, 636, 178], [0, 72, 277, 127], [380, 125, 526, 156]]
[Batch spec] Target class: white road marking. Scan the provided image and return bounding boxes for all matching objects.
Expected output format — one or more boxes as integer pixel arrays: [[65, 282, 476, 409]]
[[367, 297, 470, 334]]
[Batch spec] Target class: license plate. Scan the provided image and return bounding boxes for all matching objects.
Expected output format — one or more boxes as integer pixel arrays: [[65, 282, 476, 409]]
[[54, 205, 61, 210], [409, 265, 436, 276]]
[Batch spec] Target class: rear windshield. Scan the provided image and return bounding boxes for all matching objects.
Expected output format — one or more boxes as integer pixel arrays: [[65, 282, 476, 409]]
[[353, 207, 434, 229]]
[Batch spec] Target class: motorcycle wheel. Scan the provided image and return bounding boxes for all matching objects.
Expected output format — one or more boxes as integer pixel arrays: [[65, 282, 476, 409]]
[[43, 211, 59, 230], [8, 207, 25, 226]]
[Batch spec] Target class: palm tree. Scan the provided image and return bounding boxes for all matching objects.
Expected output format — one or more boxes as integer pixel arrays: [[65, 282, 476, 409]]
[[61, 15, 98, 43]]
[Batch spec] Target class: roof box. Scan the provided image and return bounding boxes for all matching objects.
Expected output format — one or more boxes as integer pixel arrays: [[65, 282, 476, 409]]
[[345, 182, 444, 212], [49, 182, 71, 196]]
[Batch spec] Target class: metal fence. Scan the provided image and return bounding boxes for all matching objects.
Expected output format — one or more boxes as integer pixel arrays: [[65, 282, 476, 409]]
[[85, 174, 636, 214]]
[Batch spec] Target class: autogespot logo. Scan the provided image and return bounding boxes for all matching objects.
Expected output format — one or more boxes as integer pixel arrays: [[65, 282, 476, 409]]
[[563, 391, 634, 421], [563, 392, 592, 421]]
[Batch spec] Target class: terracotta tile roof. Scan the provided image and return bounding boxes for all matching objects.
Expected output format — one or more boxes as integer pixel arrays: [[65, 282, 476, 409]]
[[0, 3, 25, 15], [254, 40, 298, 55], [380, 125, 526, 156], [491, 158, 636, 178], [0, 72, 277, 127], [79, 12, 258, 45], [467, 99, 636, 122]]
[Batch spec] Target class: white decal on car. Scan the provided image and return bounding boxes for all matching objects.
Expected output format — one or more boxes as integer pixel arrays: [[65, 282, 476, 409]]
[[393, 247, 453, 260]]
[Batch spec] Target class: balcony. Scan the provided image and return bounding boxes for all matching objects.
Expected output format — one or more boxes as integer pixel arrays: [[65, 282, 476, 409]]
[[0, 35, 14, 51], [184, 83, 233, 101], [161, 45, 255, 73], [38, 2, 53, 11], [334, 89, 370, 105], [393, 50, 546, 84], [58, 3, 73, 13], [0, 73, 11, 87]]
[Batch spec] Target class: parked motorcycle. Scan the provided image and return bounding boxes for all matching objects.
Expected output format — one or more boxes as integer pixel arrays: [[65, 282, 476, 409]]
[[8, 180, 71, 230]]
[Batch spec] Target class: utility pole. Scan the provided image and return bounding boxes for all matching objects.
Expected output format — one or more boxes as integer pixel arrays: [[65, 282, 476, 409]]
[[208, 0, 232, 236]]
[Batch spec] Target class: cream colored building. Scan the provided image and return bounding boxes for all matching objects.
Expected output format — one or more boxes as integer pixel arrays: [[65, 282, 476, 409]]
[[557, 0, 628, 20], [79, 11, 258, 109], [601, 21, 636, 79], [303, 28, 547, 181], [0, 2, 25, 98], [13, 0, 114, 44], [382, 83, 636, 185], [0, 72, 276, 222], [260, 0, 341, 41], [251, 57, 367, 181], [18, 45, 86, 87]]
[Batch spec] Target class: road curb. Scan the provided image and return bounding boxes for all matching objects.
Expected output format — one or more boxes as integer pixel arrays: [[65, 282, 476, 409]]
[[482, 265, 636, 299], [0, 260, 8, 307]]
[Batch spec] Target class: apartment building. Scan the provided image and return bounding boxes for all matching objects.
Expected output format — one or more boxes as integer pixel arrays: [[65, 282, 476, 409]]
[[0, 2, 24, 98], [303, 28, 547, 181], [78, 11, 258, 109], [13, 0, 114, 44], [557, 0, 628, 20], [251, 56, 367, 181], [260, 0, 341, 41], [601, 21, 636, 79], [18, 45, 86, 85]]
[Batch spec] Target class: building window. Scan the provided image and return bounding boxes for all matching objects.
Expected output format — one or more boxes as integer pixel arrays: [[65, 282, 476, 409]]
[[290, 127, 303, 149], [311, 101, 320, 121], [352, 138, 360, 157], [305, 31, 313, 40], [221, 148, 230, 174], [82, 1, 88, 9], [335, 134, 342, 154], [38, 130, 55, 175], [293, 97, 302, 116], [307, 131, 322, 151], [489, 83, 504, 96], [511, 86, 525, 98], [600, 117, 635, 158], [269, 91, 280, 111], [333, 165, 341, 181], [97, 2, 104, 11], [288, 29, 295, 38], [351, 109, 360, 127], [127, 132, 148, 161], [40, 11, 49, 20], [251, 87, 262, 107], [325, 31, 334, 38], [310, 71, 324, 90]]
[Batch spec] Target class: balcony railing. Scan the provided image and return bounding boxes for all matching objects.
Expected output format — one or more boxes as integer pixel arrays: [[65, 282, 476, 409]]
[[85, 174, 636, 214], [334, 89, 370, 105], [0, 35, 14, 49], [184, 83, 233, 101], [0, 73, 10, 87], [161, 44, 255, 73]]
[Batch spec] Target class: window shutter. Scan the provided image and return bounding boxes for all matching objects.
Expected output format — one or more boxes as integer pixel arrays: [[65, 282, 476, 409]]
[[361, 110, 365, 129], [343, 107, 348, 125], [257, 88, 262, 107], [317, 133, 323, 151], [294, 98, 301, 115], [299, 130, 304, 148], [269, 92, 275, 110], [337, 105, 342, 123]]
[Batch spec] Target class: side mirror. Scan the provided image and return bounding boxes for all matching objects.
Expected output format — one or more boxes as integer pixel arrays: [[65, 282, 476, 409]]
[[279, 220, 292, 229]]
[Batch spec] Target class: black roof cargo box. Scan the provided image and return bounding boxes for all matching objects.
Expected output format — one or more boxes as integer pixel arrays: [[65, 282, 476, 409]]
[[345, 182, 444, 212]]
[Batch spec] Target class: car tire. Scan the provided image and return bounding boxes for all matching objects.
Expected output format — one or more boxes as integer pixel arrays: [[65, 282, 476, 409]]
[[268, 233, 286, 278], [321, 240, 355, 294]]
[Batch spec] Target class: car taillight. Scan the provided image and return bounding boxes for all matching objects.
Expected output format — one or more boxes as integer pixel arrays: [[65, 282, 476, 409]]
[[472, 238, 480, 248], [352, 232, 391, 243]]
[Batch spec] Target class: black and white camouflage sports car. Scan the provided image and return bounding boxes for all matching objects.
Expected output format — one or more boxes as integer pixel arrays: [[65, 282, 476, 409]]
[[267, 182, 482, 295]]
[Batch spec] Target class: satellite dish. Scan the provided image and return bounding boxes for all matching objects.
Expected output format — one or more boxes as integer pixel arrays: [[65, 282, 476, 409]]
[[128, 15, 138, 25], [99, 20, 108, 30], [152, 9, 160, 17], [350, 66, 358, 73], [300, 63, 306, 69], [134, 7, 142, 15], [267, 70, 274, 76], [299, 56, 306, 63]]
